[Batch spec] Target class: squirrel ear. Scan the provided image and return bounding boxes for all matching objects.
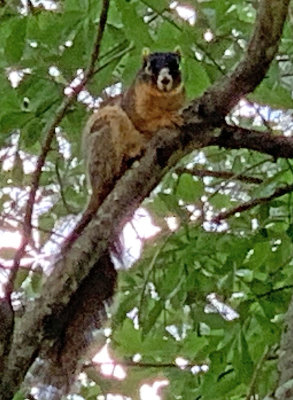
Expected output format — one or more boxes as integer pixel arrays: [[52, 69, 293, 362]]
[[142, 47, 150, 62], [174, 46, 182, 60]]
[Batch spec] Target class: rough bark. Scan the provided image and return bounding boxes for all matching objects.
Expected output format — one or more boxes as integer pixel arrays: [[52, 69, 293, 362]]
[[33, 252, 117, 398], [212, 124, 293, 159], [0, 0, 291, 398]]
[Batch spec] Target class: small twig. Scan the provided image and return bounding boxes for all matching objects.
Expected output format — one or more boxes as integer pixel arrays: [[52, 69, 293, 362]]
[[55, 159, 76, 214], [176, 166, 263, 184], [244, 98, 273, 132], [11, 97, 74, 295], [138, 234, 172, 325], [213, 183, 293, 223], [256, 284, 293, 299], [217, 368, 234, 381], [0, 212, 65, 239], [27, 0, 34, 13], [93, 42, 134, 76], [246, 347, 270, 400], [90, 360, 207, 370], [0, 262, 7, 271], [270, 255, 293, 279], [206, 158, 271, 206], [82, 0, 110, 82]]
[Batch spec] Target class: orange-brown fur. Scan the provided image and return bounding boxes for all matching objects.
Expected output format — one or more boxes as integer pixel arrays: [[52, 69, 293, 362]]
[[83, 58, 185, 215], [70, 52, 186, 245], [82, 104, 145, 217], [132, 81, 185, 134]]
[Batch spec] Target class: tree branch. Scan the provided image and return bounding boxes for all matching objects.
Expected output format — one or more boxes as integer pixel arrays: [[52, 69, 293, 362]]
[[11, 98, 73, 295], [212, 182, 293, 223], [83, 0, 110, 81], [90, 360, 206, 369], [257, 285, 293, 299], [27, 0, 34, 13], [212, 124, 293, 159], [175, 166, 263, 184], [246, 347, 270, 400]]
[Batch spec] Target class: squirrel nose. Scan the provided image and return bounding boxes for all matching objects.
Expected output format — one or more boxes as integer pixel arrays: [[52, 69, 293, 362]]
[[161, 77, 171, 85]]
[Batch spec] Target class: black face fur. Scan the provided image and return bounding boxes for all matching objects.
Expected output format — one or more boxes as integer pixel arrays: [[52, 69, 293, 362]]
[[141, 52, 182, 92]]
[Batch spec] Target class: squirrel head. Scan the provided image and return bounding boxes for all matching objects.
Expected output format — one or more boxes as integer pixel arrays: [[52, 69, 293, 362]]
[[139, 50, 182, 93]]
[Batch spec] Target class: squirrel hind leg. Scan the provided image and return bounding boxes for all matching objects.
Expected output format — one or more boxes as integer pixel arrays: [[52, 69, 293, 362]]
[[84, 118, 122, 200]]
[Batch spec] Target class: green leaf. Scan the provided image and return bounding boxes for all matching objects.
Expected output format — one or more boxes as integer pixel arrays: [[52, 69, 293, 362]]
[[0, 111, 31, 133], [235, 268, 253, 283], [246, 241, 271, 271], [158, 263, 184, 299], [250, 83, 293, 109], [17, 75, 60, 115], [142, 300, 164, 335], [0, 73, 20, 113], [158, 193, 181, 214], [176, 173, 204, 203], [58, 20, 89, 70], [115, 0, 153, 47], [181, 333, 208, 359], [114, 319, 142, 355], [156, 21, 181, 51], [39, 212, 55, 233], [147, 195, 170, 217], [64, 0, 89, 12], [143, 0, 169, 13], [87, 54, 122, 94], [5, 17, 27, 64], [121, 52, 142, 86], [286, 223, 293, 242], [182, 58, 210, 98], [232, 155, 243, 174], [14, 269, 30, 290], [31, 268, 44, 294], [233, 330, 254, 383], [209, 193, 231, 209], [61, 104, 88, 139], [11, 152, 24, 185], [21, 119, 44, 148], [12, 392, 25, 400]]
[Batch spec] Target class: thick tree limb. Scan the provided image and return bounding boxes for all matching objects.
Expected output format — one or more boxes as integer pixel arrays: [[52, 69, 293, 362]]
[[29, 254, 117, 399], [212, 124, 293, 159], [0, 0, 290, 398]]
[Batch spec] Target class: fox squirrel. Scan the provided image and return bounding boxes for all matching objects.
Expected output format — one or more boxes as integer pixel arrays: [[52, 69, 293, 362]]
[[54, 51, 185, 384], [65, 50, 185, 247]]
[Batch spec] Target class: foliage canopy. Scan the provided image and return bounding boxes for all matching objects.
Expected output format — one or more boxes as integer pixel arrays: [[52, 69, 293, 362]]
[[1, 0, 293, 399]]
